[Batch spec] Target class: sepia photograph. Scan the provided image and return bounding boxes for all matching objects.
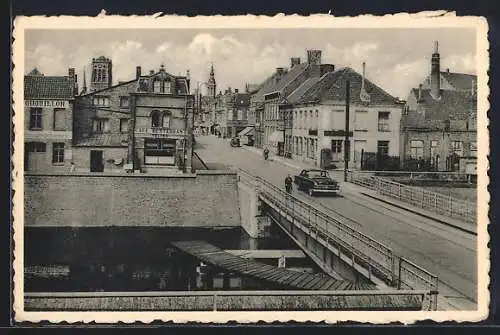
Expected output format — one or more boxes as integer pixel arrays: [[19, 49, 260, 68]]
[[12, 13, 489, 324]]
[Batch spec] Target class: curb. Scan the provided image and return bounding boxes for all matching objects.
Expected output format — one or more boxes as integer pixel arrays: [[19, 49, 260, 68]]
[[360, 192, 477, 235]]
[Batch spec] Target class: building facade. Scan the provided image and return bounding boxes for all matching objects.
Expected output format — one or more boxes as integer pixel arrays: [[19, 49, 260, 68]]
[[288, 65, 403, 169], [401, 41, 477, 173], [24, 68, 77, 172], [73, 59, 194, 174]]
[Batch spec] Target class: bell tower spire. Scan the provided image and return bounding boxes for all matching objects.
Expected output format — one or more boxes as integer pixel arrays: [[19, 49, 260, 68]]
[[207, 62, 216, 98]]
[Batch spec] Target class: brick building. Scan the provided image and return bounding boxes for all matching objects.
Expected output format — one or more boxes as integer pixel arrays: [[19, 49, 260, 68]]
[[73, 59, 194, 174], [249, 50, 335, 154], [401, 41, 477, 173], [24, 68, 77, 172], [286, 63, 403, 169]]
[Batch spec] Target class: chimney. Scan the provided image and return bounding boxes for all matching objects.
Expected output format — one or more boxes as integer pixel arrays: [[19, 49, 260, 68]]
[[430, 41, 441, 99], [291, 57, 301, 68], [235, 89, 239, 93], [276, 67, 285, 76], [418, 84, 423, 100], [446, 68, 450, 73], [68, 68, 77, 95], [149, 70, 154, 75], [320, 64, 335, 76], [307, 50, 322, 77], [136, 66, 142, 79], [307, 50, 322, 65]]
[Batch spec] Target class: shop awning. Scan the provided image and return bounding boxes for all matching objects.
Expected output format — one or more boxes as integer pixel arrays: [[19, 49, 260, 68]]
[[269, 130, 284, 143], [238, 126, 254, 137]]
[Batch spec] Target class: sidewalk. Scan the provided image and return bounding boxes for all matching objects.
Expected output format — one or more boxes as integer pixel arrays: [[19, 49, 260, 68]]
[[240, 144, 476, 233]]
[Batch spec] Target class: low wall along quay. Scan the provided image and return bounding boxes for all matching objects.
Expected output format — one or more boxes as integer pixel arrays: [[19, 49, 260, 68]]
[[24, 171, 240, 228]]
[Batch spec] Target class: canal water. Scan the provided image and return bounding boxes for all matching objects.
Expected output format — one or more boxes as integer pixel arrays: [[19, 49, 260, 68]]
[[25, 226, 322, 292]]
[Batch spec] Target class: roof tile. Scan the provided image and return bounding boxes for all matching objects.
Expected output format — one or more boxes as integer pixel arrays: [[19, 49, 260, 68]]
[[24, 75, 73, 100]]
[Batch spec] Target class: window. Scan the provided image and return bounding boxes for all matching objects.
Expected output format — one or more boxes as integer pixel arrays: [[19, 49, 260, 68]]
[[93, 96, 110, 107], [92, 118, 110, 133], [120, 119, 129, 133], [151, 111, 162, 128], [332, 140, 343, 153], [29, 107, 42, 130], [162, 112, 171, 128], [53, 108, 66, 131], [332, 140, 343, 160], [164, 80, 171, 93], [378, 112, 390, 132], [430, 140, 439, 158], [120, 96, 129, 108], [355, 110, 368, 131], [452, 141, 463, 157], [377, 141, 389, 157], [154, 80, 161, 93], [470, 141, 477, 157], [410, 140, 424, 159], [26, 142, 46, 152], [52, 143, 65, 164]]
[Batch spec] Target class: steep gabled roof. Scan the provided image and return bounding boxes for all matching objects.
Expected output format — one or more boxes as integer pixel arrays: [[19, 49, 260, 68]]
[[296, 67, 399, 105], [286, 77, 321, 104], [252, 72, 283, 102], [440, 71, 477, 91], [263, 62, 309, 97], [24, 75, 73, 100], [406, 88, 476, 126]]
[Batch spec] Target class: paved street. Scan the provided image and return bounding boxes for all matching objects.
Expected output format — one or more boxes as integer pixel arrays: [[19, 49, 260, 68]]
[[194, 135, 477, 310]]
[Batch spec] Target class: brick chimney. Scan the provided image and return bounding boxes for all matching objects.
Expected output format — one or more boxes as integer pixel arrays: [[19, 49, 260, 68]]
[[136, 66, 142, 79], [320, 64, 335, 76], [430, 41, 441, 99], [68, 68, 78, 95], [291, 57, 301, 68], [307, 50, 322, 77]]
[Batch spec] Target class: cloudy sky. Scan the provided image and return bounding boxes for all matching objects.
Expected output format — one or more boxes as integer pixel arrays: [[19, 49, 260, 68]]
[[24, 28, 476, 99]]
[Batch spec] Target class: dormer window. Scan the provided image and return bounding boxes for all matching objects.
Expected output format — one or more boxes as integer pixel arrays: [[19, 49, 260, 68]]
[[164, 80, 171, 94], [154, 80, 161, 93]]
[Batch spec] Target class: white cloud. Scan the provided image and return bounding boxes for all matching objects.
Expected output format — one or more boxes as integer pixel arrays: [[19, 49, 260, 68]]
[[24, 33, 477, 101], [25, 43, 66, 76]]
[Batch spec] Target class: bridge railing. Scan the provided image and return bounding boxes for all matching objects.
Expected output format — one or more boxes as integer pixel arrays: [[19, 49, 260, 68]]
[[347, 171, 476, 224], [247, 172, 396, 284], [237, 169, 439, 309]]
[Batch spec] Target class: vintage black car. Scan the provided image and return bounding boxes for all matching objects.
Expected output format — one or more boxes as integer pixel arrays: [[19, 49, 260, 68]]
[[230, 137, 241, 147], [293, 169, 340, 196]]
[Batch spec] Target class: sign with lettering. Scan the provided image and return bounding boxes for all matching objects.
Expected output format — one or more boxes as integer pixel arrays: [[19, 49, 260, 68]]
[[135, 128, 187, 138], [25, 100, 69, 108]]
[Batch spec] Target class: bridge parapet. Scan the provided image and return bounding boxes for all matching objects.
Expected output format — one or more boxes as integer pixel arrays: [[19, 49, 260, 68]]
[[237, 169, 439, 310], [347, 171, 476, 224]]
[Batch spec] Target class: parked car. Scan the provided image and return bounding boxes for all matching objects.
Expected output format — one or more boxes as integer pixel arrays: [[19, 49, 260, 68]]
[[293, 169, 340, 196], [230, 137, 241, 147]]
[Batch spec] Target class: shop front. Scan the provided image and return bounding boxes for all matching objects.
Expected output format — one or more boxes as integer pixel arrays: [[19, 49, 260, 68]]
[[136, 128, 187, 170]]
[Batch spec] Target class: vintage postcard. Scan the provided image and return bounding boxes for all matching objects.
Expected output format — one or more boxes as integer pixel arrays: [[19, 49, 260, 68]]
[[12, 12, 489, 324]]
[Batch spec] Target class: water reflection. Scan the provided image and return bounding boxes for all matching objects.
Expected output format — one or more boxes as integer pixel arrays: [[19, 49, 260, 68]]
[[25, 226, 317, 292]]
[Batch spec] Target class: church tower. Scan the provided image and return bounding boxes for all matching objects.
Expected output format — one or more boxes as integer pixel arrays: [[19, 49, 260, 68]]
[[207, 63, 216, 98], [90, 56, 113, 92]]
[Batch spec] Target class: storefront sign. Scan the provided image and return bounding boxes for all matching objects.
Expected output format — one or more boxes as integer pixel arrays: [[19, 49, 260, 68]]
[[135, 128, 187, 138], [25, 100, 68, 108]]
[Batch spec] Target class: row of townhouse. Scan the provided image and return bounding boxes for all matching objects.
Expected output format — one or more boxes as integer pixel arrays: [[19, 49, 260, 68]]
[[24, 56, 195, 174], [247, 43, 477, 173]]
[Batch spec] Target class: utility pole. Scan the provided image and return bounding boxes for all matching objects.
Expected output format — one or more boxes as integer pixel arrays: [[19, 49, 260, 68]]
[[344, 80, 350, 182]]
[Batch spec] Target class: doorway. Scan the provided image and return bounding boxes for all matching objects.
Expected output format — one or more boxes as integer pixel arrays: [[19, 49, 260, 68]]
[[90, 150, 104, 172]]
